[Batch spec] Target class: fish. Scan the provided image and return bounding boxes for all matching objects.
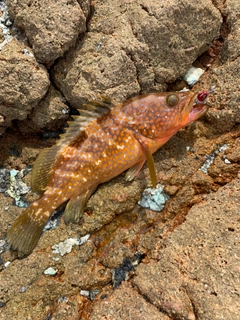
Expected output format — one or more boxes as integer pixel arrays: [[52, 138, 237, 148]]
[[7, 89, 210, 255]]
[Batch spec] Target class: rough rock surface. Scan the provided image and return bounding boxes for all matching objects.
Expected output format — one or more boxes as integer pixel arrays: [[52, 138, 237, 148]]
[[0, 0, 240, 319], [134, 175, 240, 319], [7, 0, 87, 67], [0, 39, 50, 134], [89, 282, 171, 320], [18, 85, 70, 133], [52, 0, 222, 105]]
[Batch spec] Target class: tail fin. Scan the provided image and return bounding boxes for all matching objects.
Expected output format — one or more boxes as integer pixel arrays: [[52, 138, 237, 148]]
[[7, 204, 50, 256]]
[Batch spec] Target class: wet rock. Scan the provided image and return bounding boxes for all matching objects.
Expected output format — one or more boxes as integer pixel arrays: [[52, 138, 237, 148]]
[[7, 0, 87, 67], [134, 177, 240, 320], [52, 0, 221, 106], [112, 253, 143, 288], [0, 39, 49, 134]]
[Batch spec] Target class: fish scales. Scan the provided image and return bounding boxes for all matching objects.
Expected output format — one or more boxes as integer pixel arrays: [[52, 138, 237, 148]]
[[7, 90, 210, 255]]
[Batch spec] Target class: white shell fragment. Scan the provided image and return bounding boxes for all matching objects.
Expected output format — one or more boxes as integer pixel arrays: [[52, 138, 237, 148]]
[[184, 66, 205, 86], [44, 267, 58, 276], [52, 235, 90, 256], [138, 184, 170, 212]]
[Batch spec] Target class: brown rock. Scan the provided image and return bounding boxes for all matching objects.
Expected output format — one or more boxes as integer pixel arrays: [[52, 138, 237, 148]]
[[90, 282, 170, 320], [7, 0, 87, 67], [18, 85, 70, 133], [134, 177, 240, 320], [52, 0, 221, 106], [0, 39, 49, 134], [220, 0, 240, 62], [200, 1, 240, 134], [204, 58, 240, 133]]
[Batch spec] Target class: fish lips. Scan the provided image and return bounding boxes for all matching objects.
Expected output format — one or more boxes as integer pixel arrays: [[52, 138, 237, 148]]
[[184, 92, 209, 125], [188, 102, 208, 124]]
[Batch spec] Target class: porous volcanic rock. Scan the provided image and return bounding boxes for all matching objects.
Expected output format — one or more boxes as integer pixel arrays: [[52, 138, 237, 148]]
[[0, 39, 49, 135], [133, 176, 240, 320], [6, 0, 87, 67], [52, 0, 222, 106]]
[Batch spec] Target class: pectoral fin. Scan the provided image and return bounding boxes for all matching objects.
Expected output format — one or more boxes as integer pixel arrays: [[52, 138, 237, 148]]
[[64, 185, 97, 224], [142, 145, 157, 188], [133, 136, 157, 188], [125, 160, 145, 181]]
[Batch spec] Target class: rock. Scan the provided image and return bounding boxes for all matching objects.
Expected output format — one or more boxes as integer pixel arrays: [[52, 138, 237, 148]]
[[7, 0, 87, 67], [0, 39, 49, 134], [220, 0, 240, 62], [203, 57, 240, 133], [18, 85, 70, 133], [90, 282, 170, 320], [133, 176, 240, 320], [52, 0, 222, 106]]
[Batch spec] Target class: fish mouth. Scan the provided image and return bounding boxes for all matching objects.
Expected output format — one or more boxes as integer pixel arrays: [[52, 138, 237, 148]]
[[188, 103, 208, 124], [186, 92, 209, 124]]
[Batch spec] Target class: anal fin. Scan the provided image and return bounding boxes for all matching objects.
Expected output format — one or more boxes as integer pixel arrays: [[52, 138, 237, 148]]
[[64, 185, 97, 224]]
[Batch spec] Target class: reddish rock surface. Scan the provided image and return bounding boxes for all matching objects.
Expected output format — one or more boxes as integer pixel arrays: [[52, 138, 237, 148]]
[[0, 0, 239, 319]]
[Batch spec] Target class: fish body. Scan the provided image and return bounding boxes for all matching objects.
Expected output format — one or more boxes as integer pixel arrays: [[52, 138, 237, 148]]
[[7, 90, 209, 255]]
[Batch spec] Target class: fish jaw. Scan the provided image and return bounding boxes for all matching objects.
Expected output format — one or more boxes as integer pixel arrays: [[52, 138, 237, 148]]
[[187, 102, 208, 124], [179, 91, 209, 127]]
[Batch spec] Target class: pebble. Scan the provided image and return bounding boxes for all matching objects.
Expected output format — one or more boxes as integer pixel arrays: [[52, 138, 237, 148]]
[[138, 184, 170, 212]]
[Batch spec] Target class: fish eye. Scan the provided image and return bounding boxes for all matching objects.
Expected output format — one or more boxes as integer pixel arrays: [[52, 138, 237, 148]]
[[166, 94, 179, 107]]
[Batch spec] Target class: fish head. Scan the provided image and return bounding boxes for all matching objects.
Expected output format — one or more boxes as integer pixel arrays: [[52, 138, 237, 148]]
[[177, 89, 210, 126], [154, 89, 210, 140]]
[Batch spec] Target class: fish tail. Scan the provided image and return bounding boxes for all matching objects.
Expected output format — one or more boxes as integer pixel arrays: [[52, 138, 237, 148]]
[[7, 198, 53, 255]]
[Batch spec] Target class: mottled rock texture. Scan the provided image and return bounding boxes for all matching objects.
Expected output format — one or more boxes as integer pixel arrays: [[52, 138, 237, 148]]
[[7, 0, 87, 66], [52, 0, 222, 105], [0, 39, 49, 135]]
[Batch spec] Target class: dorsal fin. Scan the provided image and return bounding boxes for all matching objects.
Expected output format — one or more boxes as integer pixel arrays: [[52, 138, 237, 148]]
[[31, 145, 61, 192], [31, 96, 117, 192], [56, 95, 117, 148]]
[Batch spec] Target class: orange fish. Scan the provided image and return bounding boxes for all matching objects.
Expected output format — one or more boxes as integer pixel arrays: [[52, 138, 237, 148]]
[[7, 90, 210, 255]]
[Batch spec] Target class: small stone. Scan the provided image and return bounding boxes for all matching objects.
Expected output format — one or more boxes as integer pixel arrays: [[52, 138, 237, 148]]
[[184, 66, 205, 86], [138, 184, 170, 212], [52, 236, 89, 256], [43, 267, 58, 276]]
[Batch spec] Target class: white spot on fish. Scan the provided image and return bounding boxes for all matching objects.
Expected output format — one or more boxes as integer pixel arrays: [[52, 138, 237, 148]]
[[108, 139, 114, 145], [117, 145, 124, 149], [83, 177, 87, 182], [95, 160, 102, 165]]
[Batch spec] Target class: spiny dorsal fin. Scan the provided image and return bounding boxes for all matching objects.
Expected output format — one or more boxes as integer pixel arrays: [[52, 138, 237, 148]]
[[31, 96, 117, 192], [31, 145, 61, 192], [56, 95, 117, 148]]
